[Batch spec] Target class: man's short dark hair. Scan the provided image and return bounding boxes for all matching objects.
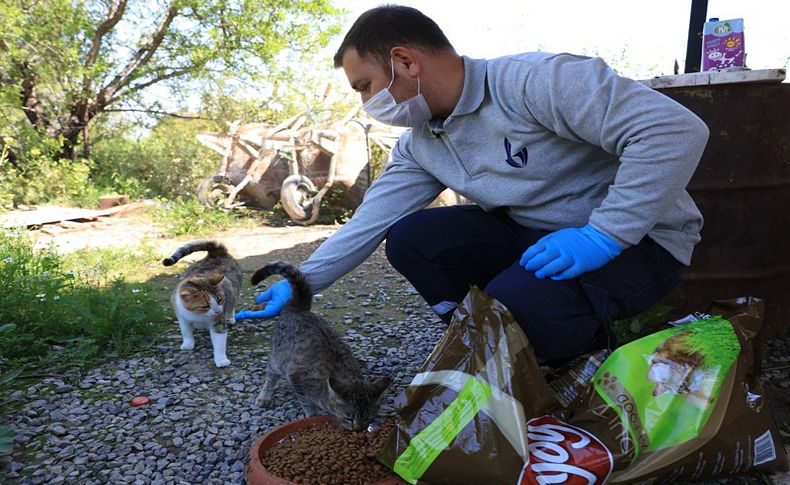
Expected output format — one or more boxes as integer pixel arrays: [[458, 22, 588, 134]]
[[333, 5, 454, 68]]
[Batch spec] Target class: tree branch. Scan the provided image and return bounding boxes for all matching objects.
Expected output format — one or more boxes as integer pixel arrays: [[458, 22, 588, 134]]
[[98, 3, 178, 106], [84, 0, 127, 70], [19, 64, 53, 134], [121, 65, 203, 97], [103, 107, 210, 120]]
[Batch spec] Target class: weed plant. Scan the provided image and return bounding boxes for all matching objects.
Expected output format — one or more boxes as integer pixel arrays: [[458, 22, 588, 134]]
[[0, 230, 166, 377], [149, 197, 247, 237]]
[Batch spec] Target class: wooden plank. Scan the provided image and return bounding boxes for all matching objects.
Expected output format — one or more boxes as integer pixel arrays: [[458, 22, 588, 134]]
[[640, 68, 786, 89], [1, 205, 119, 228]]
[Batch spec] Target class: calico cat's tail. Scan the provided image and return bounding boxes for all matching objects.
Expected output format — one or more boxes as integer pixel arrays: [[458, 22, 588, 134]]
[[162, 240, 229, 266], [250, 262, 311, 312]]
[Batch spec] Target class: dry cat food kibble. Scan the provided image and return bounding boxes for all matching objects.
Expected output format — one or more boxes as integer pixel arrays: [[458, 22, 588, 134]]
[[260, 419, 398, 485]]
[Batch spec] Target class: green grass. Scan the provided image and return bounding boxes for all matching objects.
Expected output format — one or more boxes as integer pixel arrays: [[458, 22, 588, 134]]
[[149, 196, 254, 237], [61, 241, 163, 283], [148, 190, 354, 238], [0, 229, 167, 379]]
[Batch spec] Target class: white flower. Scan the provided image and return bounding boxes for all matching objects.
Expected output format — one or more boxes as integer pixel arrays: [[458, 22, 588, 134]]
[[35, 293, 46, 298]]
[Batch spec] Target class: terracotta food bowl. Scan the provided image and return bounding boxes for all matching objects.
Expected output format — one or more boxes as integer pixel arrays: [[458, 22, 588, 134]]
[[246, 415, 405, 485]]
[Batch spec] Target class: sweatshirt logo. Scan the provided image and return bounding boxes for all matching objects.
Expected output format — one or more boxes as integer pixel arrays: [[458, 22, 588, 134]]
[[504, 137, 528, 167]]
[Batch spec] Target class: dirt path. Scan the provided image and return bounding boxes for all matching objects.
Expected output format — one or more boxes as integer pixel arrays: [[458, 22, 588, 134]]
[[27, 206, 340, 261]]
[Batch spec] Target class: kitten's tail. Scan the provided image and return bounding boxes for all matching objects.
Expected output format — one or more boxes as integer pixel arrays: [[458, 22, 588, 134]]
[[162, 240, 229, 266], [250, 262, 311, 311]]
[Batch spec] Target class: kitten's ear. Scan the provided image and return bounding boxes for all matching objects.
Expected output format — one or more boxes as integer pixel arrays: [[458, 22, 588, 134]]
[[327, 377, 349, 399], [370, 376, 391, 397]]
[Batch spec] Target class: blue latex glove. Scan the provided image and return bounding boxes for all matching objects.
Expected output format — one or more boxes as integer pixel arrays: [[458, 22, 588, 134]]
[[519, 224, 622, 280], [235, 280, 292, 320]]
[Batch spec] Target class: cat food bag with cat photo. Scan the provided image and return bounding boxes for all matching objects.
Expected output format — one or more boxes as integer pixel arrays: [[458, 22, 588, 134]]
[[377, 289, 788, 484]]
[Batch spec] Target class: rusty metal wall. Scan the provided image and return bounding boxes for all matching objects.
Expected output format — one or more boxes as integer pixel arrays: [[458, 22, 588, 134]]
[[657, 82, 790, 335]]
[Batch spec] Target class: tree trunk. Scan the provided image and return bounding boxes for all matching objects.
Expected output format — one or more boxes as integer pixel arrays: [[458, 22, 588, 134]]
[[83, 121, 90, 160], [59, 100, 93, 161], [59, 129, 82, 162]]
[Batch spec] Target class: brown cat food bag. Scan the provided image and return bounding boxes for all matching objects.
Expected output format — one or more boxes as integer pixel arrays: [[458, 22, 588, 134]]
[[378, 289, 788, 484]]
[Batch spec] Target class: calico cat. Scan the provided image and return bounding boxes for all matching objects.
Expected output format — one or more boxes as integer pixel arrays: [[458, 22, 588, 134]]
[[162, 240, 243, 368], [252, 262, 391, 431]]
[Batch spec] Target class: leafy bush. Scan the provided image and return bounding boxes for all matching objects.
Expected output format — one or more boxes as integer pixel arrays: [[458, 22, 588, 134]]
[[0, 116, 221, 208], [0, 132, 104, 207], [0, 156, 101, 207], [0, 230, 165, 375], [149, 196, 247, 237], [89, 117, 220, 200], [314, 187, 354, 224]]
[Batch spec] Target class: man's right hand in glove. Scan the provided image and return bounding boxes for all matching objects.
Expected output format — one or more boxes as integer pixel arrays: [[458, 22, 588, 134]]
[[234, 279, 292, 320]]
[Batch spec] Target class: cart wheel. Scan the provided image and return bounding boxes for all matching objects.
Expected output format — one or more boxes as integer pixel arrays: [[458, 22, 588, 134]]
[[280, 175, 317, 222], [197, 176, 234, 208]]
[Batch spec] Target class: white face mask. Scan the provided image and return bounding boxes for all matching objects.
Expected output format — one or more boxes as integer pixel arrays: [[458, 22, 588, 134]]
[[362, 58, 432, 128]]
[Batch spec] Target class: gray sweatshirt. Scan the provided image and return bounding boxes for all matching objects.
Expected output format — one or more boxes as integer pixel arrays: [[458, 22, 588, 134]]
[[301, 52, 709, 293]]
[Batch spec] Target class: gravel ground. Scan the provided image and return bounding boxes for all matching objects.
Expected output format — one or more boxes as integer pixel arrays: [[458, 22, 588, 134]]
[[0, 239, 446, 485], [1, 235, 789, 484]]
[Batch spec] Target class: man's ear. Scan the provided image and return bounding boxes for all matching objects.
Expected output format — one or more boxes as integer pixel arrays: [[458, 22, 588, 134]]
[[390, 46, 421, 78]]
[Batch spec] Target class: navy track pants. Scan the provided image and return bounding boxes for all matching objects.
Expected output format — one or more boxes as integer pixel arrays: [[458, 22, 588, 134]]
[[385, 205, 686, 365]]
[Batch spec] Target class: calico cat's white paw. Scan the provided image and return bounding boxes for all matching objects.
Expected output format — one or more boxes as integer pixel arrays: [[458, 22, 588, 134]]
[[214, 357, 231, 368], [180, 341, 195, 351], [254, 396, 272, 408]]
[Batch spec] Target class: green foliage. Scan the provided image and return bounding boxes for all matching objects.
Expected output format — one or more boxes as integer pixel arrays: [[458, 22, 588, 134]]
[[90, 116, 220, 200], [0, 365, 23, 387], [0, 229, 165, 375], [610, 304, 674, 344], [0, 115, 223, 206], [0, 0, 343, 158], [198, 68, 358, 127], [150, 196, 246, 237], [60, 241, 160, 283], [259, 200, 290, 227], [0, 0, 352, 209], [0, 133, 102, 207], [0, 139, 14, 211], [0, 154, 100, 207], [0, 425, 12, 454], [315, 187, 354, 225], [368, 139, 391, 182]]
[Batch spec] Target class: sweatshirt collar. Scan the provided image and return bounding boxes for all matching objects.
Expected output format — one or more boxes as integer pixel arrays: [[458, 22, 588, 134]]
[[422, 56, 486, 137], [451, 56, 487, 117]]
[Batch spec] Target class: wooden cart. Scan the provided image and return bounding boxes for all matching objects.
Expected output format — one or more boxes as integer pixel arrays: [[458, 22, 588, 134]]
[[196, 110, 402, 224]]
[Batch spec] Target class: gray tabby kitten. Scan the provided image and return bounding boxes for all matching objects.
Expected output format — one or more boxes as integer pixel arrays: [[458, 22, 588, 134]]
[[252, 262, 391, 431], [162, 241, 242, 368]]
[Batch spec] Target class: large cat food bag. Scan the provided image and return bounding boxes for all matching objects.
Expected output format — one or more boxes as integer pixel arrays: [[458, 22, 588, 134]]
[[378, 288, 787, 484]]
